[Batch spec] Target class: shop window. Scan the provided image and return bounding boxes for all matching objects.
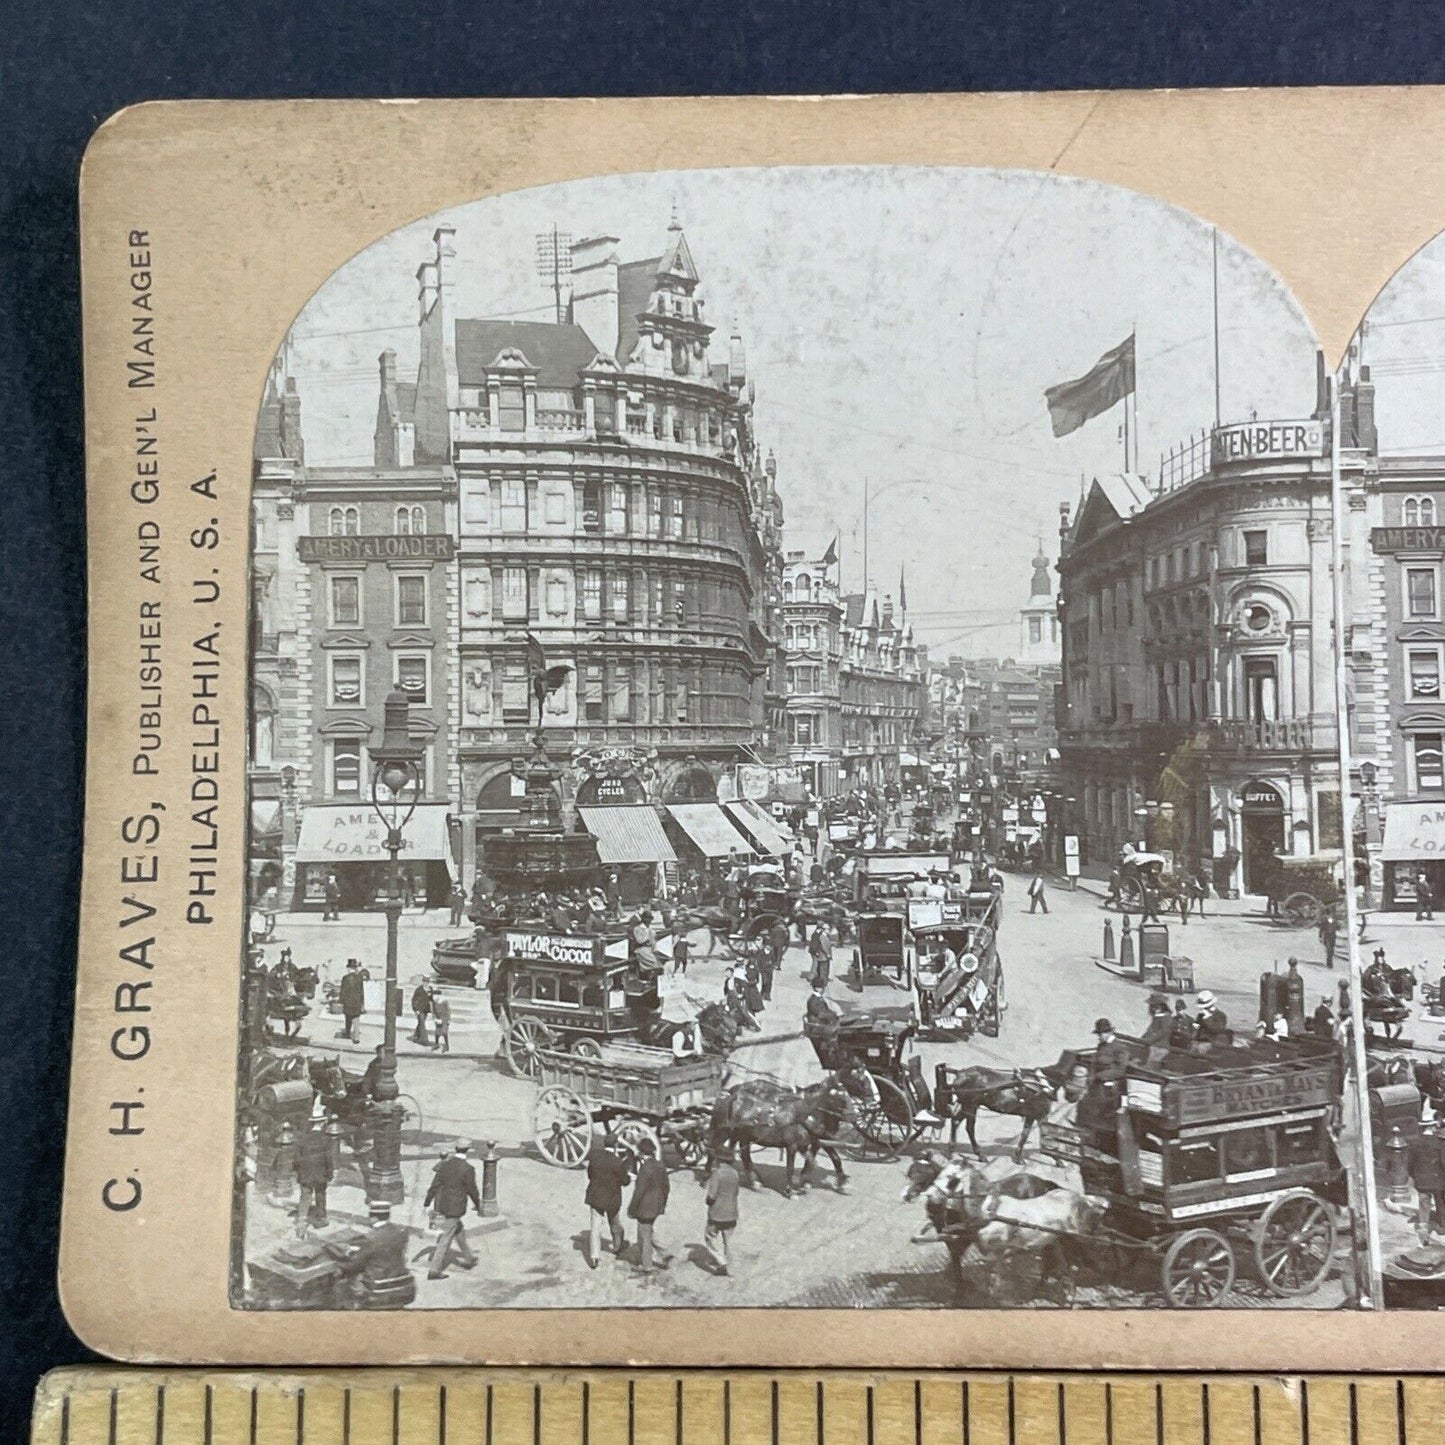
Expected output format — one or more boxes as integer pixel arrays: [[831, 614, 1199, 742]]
[[498, 384, 525, 432], [1410, 649, 1441, 700], [330, 655, 363, 707], [331, 740, 361, 797], [1408, 567, 1438, 619], [396, 654, 429, 707], [501, 567, 528, 622], [1244, 530, 1268, 566], [395, 574, 427, 627], [328, 574, 360, 627], [1414, 733, 1445, 794], [581, 570, 602, 622]]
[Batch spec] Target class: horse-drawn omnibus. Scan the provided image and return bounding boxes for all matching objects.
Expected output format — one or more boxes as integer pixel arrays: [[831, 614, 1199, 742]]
[[908, 896, 1005, 1040], [1040, 1032, 1348, 1306]]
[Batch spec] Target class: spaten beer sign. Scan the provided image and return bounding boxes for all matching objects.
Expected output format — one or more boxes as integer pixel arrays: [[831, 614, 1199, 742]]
[[1212, 419, 1325, 463]]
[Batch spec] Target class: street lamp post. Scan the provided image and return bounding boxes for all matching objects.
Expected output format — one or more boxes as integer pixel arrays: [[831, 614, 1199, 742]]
[[367, 689, 425, 1205]]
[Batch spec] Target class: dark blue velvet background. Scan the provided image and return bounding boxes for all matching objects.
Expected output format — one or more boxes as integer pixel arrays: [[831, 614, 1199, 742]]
[[2, 0, 1443, 1435]]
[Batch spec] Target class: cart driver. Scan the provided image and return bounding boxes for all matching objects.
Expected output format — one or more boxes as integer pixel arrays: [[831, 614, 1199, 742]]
[[1086, 1017, 1130, 1111]]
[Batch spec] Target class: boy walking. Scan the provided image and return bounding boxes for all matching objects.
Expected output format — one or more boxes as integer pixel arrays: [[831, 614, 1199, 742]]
[[704, 1149, 741, 1276]]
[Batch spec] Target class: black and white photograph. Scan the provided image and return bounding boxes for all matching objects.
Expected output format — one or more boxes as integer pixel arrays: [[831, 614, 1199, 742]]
[[235, 165, 1378, 1312]]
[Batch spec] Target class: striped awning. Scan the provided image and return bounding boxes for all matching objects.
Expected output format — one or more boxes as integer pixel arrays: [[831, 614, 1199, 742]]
[[577, 806, 677, 865], [666, 803, 755, 858], [723, 800, 793, 857]]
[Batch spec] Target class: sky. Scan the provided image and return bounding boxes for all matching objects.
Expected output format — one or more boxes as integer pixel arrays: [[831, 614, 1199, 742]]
[[1349, 228, 1445, 452], [278, 166, 1320, 658]]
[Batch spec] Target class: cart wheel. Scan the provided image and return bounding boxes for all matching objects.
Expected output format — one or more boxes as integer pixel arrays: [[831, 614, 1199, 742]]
[[670, 1124, 708, 1169], [853, 1074, 920, 1157], [1161, 1228, 1236, 1308], [995, 968, 1007, 1014], [1282, 893, 1320, 927], [532, 1086, 593, 1168], [570, 1037, 603, 1060], [1253, 1190, 1336, 1297], [612, 1118, 662, 1160], [505, 1017, 555, 1079]]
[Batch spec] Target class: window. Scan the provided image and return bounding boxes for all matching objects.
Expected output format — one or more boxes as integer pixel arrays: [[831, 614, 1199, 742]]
[[581, 569, 602, 622], [581, 480, 602, 533], [328, 506, 360, 537], [1028, 615, 1042, 645], [611, 573, 630, 621], [668, 496, 684, 540], [608, 483, 629, 535], [328, 574, 360, 627], [649, 490, 663, 538], [1410, 649, 1441, 699], [1408, 567, 1438, 619], [500, 479, 526, 532], [790, 713, 816, 746], [544, 573, 568, 617], [394, 505, 425, 535], [498, 384, 525, 432], [396, 654, 429, 707], [501, 664, 529, 721], [395, 574, 427, 627], [1223, 1126, 1273, 1179], [584, 665, 603, 722], [330, 654, 363, 707], [1244, 657, 1278, 723], [611, 665, 633, 722], [501, 567, 528, 622], [1277, 1119, 1322, 1170], [1170, 1138, 1221, 1186], [796, 573, 812, 601], [789, 664, 820, 693], [652, 577, 665, 621], [331, 740, 361, 797], [1243, 529, 1268, 566], [508, 973, 533, 1001], [1415, 733, 1445, 794], [1405, 496, 1437, 527], [462, 570, 491, 621], [543, 486, 567, 526]]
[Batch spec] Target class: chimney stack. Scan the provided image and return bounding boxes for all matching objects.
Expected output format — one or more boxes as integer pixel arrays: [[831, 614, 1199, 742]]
[[882, 594, 895, 628], [279, 377, 304, 462], [569, 235, 620, 360], [729, 319, 746, 386], [417, 260, 438, 322], [1355, 363, 1377, 454]]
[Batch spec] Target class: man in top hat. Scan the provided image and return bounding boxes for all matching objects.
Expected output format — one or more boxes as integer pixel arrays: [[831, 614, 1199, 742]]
[[1089, 1018, 1130, 1094], [294, 1098, 334, 1229], [423, 1140, 482, 1280], [804, 981, 840, 1069], [1141, 994, 1173, 1061], [325, 1199, 417, 1309], [338, 958, 366, 1043]]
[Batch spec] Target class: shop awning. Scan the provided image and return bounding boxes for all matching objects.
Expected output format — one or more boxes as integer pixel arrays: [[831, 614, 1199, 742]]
[[1381, 802, 1445, 862], [723, 800, 793, 857], [577, 806, 677, 865], [666, 803, 755, 858], [295, 803, 452, 864]]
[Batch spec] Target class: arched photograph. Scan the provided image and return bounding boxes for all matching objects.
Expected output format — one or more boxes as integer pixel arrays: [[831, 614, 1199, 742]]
[[237, 165, 1365, 1313]]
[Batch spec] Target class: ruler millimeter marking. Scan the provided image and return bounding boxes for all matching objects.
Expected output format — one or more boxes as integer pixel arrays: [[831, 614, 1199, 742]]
[[29, 1370, 1445, 1445]]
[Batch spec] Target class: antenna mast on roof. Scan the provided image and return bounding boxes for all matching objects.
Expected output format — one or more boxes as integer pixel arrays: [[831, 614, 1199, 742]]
[[534, 225, 573, 325]]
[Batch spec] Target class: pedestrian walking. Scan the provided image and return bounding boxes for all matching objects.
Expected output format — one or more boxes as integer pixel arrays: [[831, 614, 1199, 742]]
[[1357, 883, 1369, 941], [584, 1137, 632, 1268], [1417, 870, 1436, 922], [1319, 909, 1338, 970], [1138, 877, 1161, 923], [1026, 868, 1049, 915], [704, 1149, 741, 1276], [765, 918, 789, 1000], [671, 933, 690, 977], [423, 1140, 482, 1279], [431, 990, 451, 1053], [338, 957, 365, 1042], [627, 1138, 671, 1275], [808, 923, 833, 988], [410, 982, 432, 1045], [295, 1105, 333, 1228], [322, 872, 341, 921], [449, 881, 468, 927], [1408, 1120, 1445, 1244]]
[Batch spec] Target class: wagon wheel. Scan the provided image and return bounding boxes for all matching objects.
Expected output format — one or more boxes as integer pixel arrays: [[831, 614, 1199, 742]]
[[1281, 892, 1321, 927], [995, 966, 1007, 1014], [569, 1037, 603, 1060], [853, 1074, 920, 1157], [611, 1118, 662, 1161], [505, 1017, 556, 1079], [666, 1117, 709, 1169], [532, 1085, 593, 1168], [1252, 1191, 1336, 1297], [1161, 1228, 1236, 1308]]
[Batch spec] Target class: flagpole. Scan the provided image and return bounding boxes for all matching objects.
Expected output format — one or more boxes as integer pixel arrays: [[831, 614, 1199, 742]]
[[1131, 322, 1139, 473], [862, 476, 869, 593], [1212, 228, 1222, 428]]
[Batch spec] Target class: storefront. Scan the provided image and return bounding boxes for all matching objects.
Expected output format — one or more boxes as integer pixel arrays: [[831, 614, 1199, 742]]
[[577, 804, 678, 904], [1239, 780, 1287, 895], [664, 802, 756, 862], [1380, 801, 1445, 909], [293, 803, 455, 911]]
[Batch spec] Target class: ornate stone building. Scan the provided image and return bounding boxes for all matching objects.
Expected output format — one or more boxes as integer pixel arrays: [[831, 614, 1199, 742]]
[[780, 549, 843, 797], [1058, 377, 1357, 896], [838, 589, 926, 790]]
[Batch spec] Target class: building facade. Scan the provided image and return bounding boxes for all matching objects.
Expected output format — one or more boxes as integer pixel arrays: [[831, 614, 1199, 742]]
[[779, 550, 843, 797], [838, 590, 926, 790], [1058, 388, 1353, 896], [390, 220, 783, 874]]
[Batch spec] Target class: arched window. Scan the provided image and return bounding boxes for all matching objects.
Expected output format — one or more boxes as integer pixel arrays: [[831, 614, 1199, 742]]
[[797, 573, 812, 601], [783, 579, 794, 601], [1405, 496, 1437, 526], [344, 507, 360, 536], [411, 506, 426, 534], [395, 505, 411, 535], [329, 506, 345, 536]]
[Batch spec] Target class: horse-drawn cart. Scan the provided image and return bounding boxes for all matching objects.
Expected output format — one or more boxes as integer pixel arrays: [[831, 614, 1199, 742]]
[[824, 1003, 935, 1157], [1038, 1033, 1347, 1306], [529, 1043, 725, 1170]]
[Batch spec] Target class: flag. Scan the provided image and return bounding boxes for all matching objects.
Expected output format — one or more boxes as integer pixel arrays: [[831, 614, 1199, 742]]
[[821, 535, 838, 568], [899, 565, 907, 613], [1045, 335, 1135, 438]]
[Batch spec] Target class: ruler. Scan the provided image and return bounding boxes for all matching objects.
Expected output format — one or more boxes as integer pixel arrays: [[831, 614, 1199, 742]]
[[28, 1369, 1445, 1445]]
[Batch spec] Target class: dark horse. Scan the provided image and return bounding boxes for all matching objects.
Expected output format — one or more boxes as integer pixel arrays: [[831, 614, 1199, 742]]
[[934, 1064, 1063, 1162], [710, 1067, 876, 1197]]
